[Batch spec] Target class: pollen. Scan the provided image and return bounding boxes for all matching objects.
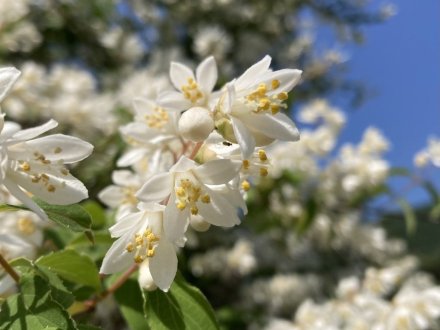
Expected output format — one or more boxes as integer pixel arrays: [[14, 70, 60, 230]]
[[145, 107, 169, 129], [258, 150, 268, 161], [201, 194, 211, 203], [128, 228, 160, 264], [54, 147, 62, 154], [126, 243, 135, 253], [242, 180, 251, 191], [271, 79, 280, 89], [47, 184, 56, 192], [259, 167, 269, 177], [177, 201, 187, 210], [20, 162, 31, 172], [242, 159, 250, 170], [277, 92, 288, 101], [190, 206, 199, 215], [181, 77, 204, 104]]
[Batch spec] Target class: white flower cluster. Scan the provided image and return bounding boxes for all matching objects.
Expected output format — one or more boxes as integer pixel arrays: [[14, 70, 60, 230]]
[[1, 62, 118, 137], [0, 210, 44, 297], [0, 0, 43, 53], [99, 56, 302, 291], [414, 137, 440, 168], [289, 258, 440, 330], [0, 67, 93, 220]]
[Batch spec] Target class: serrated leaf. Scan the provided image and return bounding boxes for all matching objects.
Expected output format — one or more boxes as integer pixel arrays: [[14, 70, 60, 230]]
[[0, 274, 77, 330], [36, 250, 101, 291], [143, 272, 219, 330], [114, 279, 150, 330], [34, 198, 92, 233]]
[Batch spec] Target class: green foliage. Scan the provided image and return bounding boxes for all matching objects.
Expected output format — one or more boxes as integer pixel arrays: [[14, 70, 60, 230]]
[[0, 267, 77, 329], [35, 250, 101, 291], [113, 278, 150, 330], [143, 272, 220, 330]]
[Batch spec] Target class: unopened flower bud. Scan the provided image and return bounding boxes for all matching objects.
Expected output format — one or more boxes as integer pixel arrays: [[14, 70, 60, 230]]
[[190, 214, 211, 232], [138, 260, 157, 291], [178, 107, 214, 142]]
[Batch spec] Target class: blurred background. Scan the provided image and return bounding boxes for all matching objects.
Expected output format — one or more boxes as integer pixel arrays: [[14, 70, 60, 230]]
[[1, 0, 440, 328]]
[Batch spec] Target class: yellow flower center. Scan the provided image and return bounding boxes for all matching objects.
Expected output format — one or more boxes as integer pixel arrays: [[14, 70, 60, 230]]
[[246, 80, 288, 115], [174, 178, 211, 215], [17, 217, 36, 235], [181, 78, 204, 104], [145, 107, 169, 129], [126, 228, 160, 264]]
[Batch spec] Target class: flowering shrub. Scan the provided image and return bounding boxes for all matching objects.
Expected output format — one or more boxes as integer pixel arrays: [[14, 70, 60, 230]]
[[1, 1, 440, 330]]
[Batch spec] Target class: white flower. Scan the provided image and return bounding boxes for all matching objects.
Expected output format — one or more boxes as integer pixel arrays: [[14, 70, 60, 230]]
[[136, 156, 242, 242], [100, 202, 177, 292], [158, 56, 218, 111], [98, 170, 142, 219], [214, 55, 301, 158], [0, 118, 93, 220], [0, 67, 21, 105]]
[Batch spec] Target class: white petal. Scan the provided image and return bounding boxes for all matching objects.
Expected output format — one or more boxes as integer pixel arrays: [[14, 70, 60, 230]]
[[137, 202, 165, 213], [112, 170, 139, 187], [100, 235, 134, 274], [157, 90, 191, 111], [109, 212, 143, 237], [262, 69, 302, 94], [169, 156, 196, 173], [8, 163, 88, 205], [242, 113, 300, 141], [235, 55, 272, 90], [2, 178, 48, 220], [170, 62, 195, 91], [9, 119, 58, 143], [132, 97, 156, 117], [196, 56, 217, 93], [231, 117, 255, 159], [117, 148, 149, 167], [149, 240, 178, 292], [194, 159, 240, 185], [0, 67, 21, 103], [198, 188, 240, 227], [13, 134, 93, 164], [163, 195, 189, 242], [98, 186, 125, 208], [136, 172, 173, 203]]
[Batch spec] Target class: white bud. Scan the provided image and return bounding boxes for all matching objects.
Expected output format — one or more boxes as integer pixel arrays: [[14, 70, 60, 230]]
[[178, 107, 214, 142], [138, 260, 157, 291], [190, 214, 211, 232]]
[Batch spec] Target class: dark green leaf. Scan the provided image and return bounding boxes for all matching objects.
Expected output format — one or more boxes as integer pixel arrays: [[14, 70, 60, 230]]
[[143, 272, 219, 330], [34, 198, 92, 233], [114, 279, 149, 330]]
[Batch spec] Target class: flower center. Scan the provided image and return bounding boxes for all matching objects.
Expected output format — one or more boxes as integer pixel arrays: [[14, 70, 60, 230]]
[[145, 107, 169, 129], [125, 228, 160, 264], [17, 217, 36, 235], [174, 178, 211, 215], [246, 80, 288, 115], [241, 149, 270, 191], [181, 78, 204, 105]]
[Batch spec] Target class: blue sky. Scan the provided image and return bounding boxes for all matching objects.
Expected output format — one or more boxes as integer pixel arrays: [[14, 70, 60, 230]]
[[339, 0, 440, 169], [331, 1, 439, 204]]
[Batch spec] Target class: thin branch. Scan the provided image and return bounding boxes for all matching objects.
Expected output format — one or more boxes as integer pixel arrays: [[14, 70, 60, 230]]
[[0, 253, 20, 283]]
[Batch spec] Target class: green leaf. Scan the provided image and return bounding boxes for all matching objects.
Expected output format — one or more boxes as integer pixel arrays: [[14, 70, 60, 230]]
[[114, 279, 150, 330], [34, 198, 92, 233], [81, 201, 107, 229], [0, 274, 77, 330], [36, 250, 101, 291], [143, 272, 219, 330], [397, 198, 417, 235]]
